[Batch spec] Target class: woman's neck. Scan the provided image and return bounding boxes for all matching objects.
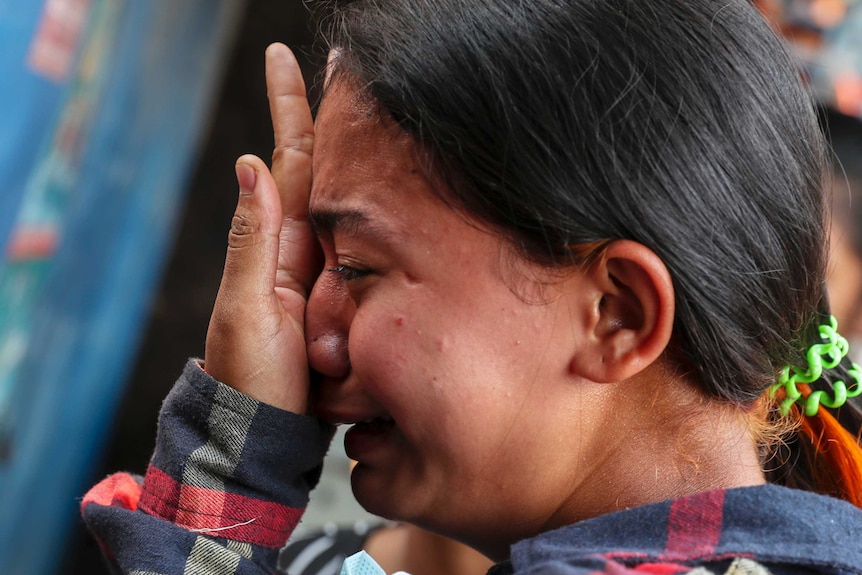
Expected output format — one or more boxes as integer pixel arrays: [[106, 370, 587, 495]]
[[541, 371, 767, 535]]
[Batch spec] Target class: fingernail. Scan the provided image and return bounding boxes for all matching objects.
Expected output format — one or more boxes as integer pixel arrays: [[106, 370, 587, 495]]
[[236, 162, 256, 196]]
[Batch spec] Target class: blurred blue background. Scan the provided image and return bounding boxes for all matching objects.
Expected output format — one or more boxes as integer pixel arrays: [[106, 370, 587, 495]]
[[0, 1, 322, 573]]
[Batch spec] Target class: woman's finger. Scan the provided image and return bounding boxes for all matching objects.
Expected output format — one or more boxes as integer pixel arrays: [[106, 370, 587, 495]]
[[205, 155, 284, 396], [265, 43, 318, 295], [219, 156, 282, 300]]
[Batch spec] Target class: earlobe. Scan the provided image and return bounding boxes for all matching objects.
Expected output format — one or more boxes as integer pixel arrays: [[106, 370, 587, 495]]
[[572, 240, 675, 383]]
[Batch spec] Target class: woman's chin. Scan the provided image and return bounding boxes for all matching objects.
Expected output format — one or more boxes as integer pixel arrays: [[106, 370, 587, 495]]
[[350, 464, 419, 522], [350, 464, 394, 514]]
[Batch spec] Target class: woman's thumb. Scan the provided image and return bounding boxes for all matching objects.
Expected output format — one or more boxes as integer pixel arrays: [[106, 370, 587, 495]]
[[220, 155, 283, 302]]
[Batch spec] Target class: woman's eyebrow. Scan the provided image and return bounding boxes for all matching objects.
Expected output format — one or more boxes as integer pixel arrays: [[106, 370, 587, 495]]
[[308, 207, 393, 241]]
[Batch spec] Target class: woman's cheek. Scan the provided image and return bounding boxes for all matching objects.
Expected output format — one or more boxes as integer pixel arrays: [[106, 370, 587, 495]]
[[348, 306, 408, 376]]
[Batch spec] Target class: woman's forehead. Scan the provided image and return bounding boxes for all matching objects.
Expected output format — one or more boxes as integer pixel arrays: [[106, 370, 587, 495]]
[[310, 80, 429, 215], [315, 79, 410, 156], [317, 73, 382, 130], [317, 77, 420, 157]]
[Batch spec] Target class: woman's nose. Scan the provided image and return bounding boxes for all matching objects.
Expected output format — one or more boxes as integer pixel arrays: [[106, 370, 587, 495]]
[[305, 275, 352, 379]]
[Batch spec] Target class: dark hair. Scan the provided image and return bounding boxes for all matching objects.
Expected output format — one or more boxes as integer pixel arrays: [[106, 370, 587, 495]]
[[318, 0, 862, 501]]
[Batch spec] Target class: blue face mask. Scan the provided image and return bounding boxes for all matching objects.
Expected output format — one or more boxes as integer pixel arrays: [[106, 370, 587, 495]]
[[340, 550, 412, 575]]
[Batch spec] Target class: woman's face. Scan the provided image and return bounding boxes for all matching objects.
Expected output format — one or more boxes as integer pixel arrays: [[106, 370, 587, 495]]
[[306, 82, 602, 555]]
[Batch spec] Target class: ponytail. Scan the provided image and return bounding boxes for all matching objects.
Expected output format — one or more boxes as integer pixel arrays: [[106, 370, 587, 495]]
[[767, 315, 862, 507], [793, 395, 862, 507]]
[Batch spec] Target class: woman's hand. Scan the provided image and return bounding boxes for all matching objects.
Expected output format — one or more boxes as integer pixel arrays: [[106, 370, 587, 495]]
[[204, 43, 320, 414]]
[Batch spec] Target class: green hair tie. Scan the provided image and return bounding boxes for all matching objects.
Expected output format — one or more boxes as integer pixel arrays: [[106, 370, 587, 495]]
[[771, 316, 862, 416]]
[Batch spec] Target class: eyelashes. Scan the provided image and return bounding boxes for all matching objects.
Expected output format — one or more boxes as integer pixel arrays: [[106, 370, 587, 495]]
[[328, 264, 372, 281]]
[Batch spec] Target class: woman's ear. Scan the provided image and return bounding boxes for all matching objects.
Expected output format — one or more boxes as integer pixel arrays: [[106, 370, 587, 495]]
[[570, 240, 675, 383]]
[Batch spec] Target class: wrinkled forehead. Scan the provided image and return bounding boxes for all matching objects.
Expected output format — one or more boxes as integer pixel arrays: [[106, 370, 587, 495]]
[[310, 77, 432, 213], [314, 77, 413, 164]]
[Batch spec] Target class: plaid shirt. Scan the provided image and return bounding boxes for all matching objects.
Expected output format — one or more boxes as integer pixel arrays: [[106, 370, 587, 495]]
[[83, 361, 862, 575], [490, 486, 862, 575], [82, 360, 332, 575]]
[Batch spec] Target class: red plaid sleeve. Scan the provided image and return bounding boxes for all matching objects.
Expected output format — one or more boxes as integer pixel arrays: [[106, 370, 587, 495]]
[[81, 359, 333, 575]]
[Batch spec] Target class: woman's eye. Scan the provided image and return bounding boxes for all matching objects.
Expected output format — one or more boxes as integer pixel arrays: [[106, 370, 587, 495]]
[[328, 264, 371, 281]]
